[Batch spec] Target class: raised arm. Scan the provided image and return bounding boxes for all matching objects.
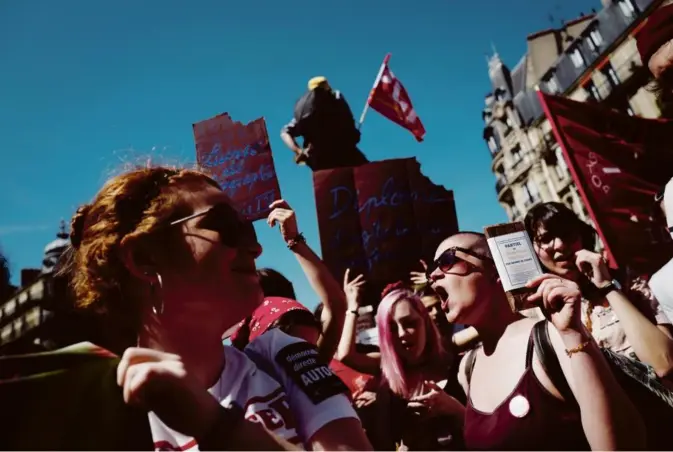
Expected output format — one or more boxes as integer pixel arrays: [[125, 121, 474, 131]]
[[267, 200, 346, 361], [576, 250, 673, 378], [527, 274, 646, 451], [334, 270, 380, 375]]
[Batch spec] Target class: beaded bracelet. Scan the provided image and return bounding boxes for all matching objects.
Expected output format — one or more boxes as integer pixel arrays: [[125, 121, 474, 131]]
[[287, 232, 306, 250], [565, 341, 591, 357]]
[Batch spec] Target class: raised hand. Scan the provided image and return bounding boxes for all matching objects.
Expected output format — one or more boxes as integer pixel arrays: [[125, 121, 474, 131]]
[[267, 199, 299, 243], [343, 268, 366, 310], [409, 260, 429, 286], [574, 249, 611, 287]]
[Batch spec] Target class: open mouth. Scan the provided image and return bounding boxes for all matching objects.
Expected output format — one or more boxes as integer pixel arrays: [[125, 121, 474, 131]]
[[433, 285, 450, 311]]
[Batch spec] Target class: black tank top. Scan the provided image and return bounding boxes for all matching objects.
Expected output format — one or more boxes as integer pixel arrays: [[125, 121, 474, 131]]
[[463, 329, 590, 451]]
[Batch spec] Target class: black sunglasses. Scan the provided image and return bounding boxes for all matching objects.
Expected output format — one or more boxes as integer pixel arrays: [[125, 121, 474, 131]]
[[169, 202, 257, 247], [427, 246, 494, 277]]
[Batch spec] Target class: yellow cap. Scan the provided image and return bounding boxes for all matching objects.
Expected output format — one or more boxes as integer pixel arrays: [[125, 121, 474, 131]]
[[308, 76, 329, 91]]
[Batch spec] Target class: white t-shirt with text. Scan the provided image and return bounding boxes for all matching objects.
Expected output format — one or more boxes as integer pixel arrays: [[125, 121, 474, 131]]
[[149, 329, 357, 450]]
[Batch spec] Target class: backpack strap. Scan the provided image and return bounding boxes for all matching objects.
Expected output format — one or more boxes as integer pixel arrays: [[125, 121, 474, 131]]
[[533, 321, 578, 406], [464, 347, 479, 384]]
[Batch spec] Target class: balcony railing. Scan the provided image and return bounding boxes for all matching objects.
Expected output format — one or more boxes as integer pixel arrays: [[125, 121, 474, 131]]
[[523, 194, 542, 209], [507, 153, 534, 181]]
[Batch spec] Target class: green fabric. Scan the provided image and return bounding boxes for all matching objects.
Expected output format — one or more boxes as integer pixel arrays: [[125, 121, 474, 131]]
[[0, 343, 153, 451]]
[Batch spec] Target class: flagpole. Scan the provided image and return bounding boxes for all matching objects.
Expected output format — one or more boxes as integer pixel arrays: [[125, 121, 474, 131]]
[[358, 53, 392, 130]]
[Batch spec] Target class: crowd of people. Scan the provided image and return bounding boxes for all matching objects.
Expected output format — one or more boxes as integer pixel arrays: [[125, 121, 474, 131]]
[[6, 159, 668, 451], [4, 5, 673, 451]]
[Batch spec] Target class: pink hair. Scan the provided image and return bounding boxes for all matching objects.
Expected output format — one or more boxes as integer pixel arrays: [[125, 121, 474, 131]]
[[376, 288, 447, 398]]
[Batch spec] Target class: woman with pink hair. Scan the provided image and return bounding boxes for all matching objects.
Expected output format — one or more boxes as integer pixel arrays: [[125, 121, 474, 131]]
[[366, 287, 465, 450]]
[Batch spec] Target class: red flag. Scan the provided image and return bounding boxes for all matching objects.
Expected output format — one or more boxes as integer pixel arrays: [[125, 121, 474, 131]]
[[367, 54, 426, 142], [538, 91, 673, 275]]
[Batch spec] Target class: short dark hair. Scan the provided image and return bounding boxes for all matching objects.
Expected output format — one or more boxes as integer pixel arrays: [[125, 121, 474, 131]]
[[524, 202, 597, 251], [257, 268, 297, 299], [270, 309, 322, 336]]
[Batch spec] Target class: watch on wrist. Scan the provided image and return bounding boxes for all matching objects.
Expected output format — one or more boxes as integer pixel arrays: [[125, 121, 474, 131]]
[[596, 279, 622, 298], [198, 402, 245, 451]]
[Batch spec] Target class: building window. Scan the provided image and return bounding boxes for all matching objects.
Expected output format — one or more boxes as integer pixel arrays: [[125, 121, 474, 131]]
[[523, 180, 541, 206], [617, 0, 637, 19], [602, 63, 620, 87], [565, 196, 577, 214], [511, 145, 522, 165], [546, 75, 560, 94], [570, 47, 585, 69], [585, 80, 601, 101], [511, 204, 521, 220], [588, 29, 603, 52], [554, 146, 569, 180], [505, 114, 514, 129], [487, 135, 499, 155]]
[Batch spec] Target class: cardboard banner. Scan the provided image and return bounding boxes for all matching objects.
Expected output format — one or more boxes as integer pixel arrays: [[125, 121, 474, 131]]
[[194, 113, 281, 221], [314, 158, 458, 298], [538, 92, 673, 275]]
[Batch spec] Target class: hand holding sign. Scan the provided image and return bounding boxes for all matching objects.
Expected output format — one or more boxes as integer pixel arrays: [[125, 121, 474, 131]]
[[267, 199, 299, 244]]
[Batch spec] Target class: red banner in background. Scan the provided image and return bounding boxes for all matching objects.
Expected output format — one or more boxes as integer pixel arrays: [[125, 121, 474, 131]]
[[538, 92, 673, 275], [314, 158, 458, 300], [194, 113, 281, 221]]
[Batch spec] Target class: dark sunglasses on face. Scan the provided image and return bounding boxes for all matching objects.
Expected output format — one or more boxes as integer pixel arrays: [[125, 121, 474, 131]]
[[533, 227, 578, 247], [169, 202, 257, 247], [427, 246, 494, 277]]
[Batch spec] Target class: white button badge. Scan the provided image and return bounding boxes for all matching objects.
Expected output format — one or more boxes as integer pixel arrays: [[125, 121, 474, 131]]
[[509, 394, 530, 418]]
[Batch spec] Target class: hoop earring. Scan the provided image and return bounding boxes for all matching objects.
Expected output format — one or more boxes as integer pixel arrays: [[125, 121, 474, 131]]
[[151, 273, 164, 316]]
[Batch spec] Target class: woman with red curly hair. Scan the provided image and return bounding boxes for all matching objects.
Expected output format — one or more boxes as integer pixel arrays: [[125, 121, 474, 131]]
[[61, 165, 367, 451]]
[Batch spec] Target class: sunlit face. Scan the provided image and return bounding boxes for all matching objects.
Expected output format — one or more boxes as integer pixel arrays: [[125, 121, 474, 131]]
[[391, 299, 427, 366], [532, 225, 582, 279], [421, 295, 442, 324], [152, 182, 264, 335], [429, 238, 495, 325]]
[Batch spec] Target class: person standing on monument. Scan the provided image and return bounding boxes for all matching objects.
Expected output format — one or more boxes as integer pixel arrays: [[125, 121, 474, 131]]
[[280, 76, 369, 171]]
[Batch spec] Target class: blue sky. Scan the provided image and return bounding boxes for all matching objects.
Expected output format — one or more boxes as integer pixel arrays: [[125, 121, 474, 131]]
[[0, 0, 599, 308]]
